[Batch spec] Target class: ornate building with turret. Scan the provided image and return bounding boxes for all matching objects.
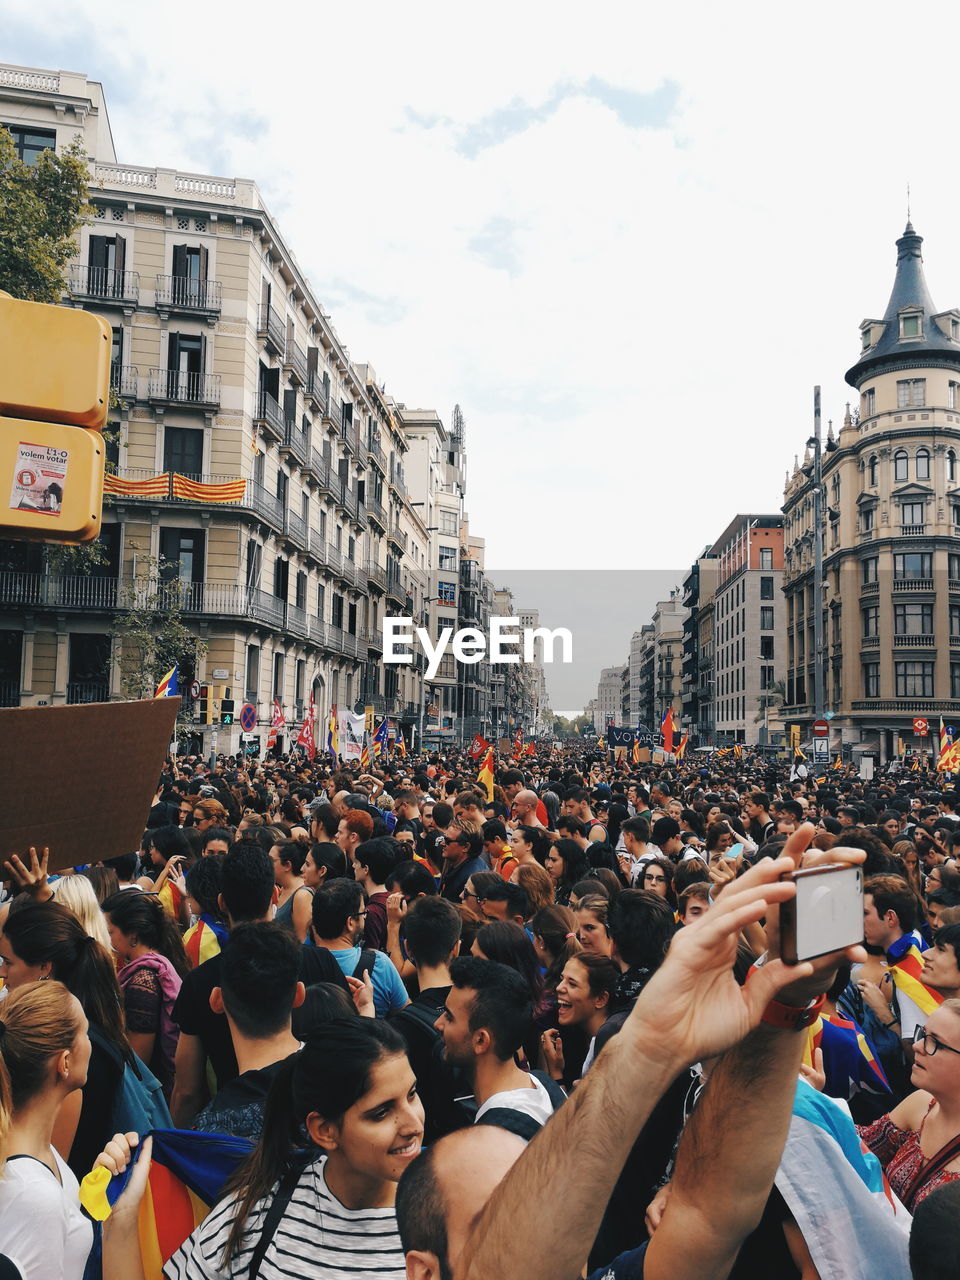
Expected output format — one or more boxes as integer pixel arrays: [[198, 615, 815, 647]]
[[782, 223, 960, 761]]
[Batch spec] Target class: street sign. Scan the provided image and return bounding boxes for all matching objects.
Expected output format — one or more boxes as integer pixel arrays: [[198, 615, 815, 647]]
[[812, 738, 830, 762], [189, 679, 202, 700], [241, 734, 260, 756], [913, 717, 930, 736], [239, 703, 257, 732], [813, 719, 829, 737]]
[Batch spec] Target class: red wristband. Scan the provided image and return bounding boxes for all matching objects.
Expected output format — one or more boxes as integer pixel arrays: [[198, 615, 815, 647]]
[[760, 992, 825, 1031]]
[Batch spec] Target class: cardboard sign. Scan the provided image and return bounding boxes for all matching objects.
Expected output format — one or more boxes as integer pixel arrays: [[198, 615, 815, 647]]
[[0, 698, 180, 873]]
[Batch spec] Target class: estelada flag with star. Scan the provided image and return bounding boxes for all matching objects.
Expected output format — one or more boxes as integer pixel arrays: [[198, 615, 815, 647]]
[[886, 933, 944, 1016], [373, 720, 389, 757], [468, 733, 490, 760], [296, 692, 316, 761], [267, 699, 284, 750], [631, 737, 641, 764], [154, 664, 178, 698]]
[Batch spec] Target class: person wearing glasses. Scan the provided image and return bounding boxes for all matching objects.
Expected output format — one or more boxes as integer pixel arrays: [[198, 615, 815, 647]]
[[311, 879, 409, 1016], [857, 998, 960, 1210], [438, 824, 486, 904], [639, 858, 678, 910]]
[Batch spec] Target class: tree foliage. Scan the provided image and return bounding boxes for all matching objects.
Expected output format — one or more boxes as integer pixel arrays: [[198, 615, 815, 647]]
[[0, 127, 92, 302], [112, 555, 206, 717]]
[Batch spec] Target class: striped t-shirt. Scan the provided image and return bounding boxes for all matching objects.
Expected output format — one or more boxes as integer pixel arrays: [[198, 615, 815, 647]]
[[163, 1155, 406, 1280]]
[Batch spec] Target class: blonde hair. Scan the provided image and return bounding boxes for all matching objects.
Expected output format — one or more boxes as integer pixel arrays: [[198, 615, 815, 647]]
[[52, 875, 112, 952], [0, 981, 83, 1160], [515, 862, 554, 914]]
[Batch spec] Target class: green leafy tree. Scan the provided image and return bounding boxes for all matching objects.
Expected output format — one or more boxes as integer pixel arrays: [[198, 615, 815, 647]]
[[0, 127, 92, 302], [111, 554, 206, 720]]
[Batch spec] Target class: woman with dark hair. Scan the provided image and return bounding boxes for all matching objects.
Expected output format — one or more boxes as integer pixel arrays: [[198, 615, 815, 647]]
[[102, 892, 189, 1096], [472, 920, 545, 1007], [544, 838, 592, 908], [606, 802, 628, 851], [540, 952, 620, 1085], [638, 856, 678, 909], [679, 807, 705, 839], [270, 840, 313, 942], [0, 900, 131, 1177], [530, 904, 582, 993], [166, 1018, 420, 1278], [302, 842, 348, 891], [509, 824, 551, 869], [81, 864, 120, 905]]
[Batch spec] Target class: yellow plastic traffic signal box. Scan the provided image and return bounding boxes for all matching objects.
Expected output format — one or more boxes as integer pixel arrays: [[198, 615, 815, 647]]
[[0, 293, 111, 428], [0, 291, 110, 544]]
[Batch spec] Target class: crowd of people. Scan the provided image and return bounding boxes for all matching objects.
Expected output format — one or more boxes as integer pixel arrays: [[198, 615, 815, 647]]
[[1, 741, 960, 1278]]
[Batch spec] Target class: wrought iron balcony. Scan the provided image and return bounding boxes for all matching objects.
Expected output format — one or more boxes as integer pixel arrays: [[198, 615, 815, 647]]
[[69, 265, 139, 304], [147, 369, 221, 406], [257, 303, 285, 354], [306, 373, 328, 414], [254, 392, 284, 439], [0, 679, 19, 708], [67, 681, 110, 704], [367, 438, 385, 468], [366, 498, 387, 531], [366, 561, 387, 591], [155, 274, 222, 311], [281, 422, 309, 467], [283, 341, 308, 385], [283, 508, 307, 547]]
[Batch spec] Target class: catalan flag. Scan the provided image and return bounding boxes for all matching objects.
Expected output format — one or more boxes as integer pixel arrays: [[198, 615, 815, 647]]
[[103, 471, 172, 498], [79, 1129, 252, 1280], [886, 933, 944, 1017], [373, 719, 389, 757], [157, 878, 184, 921], [170, 473, 246, 503], [631, 737, 641, 764], [478, 745, 495, 802], [397, 733, 407, 759], [733, 743, 743, 759], [327, 703, 338, 760], [154, 664, 178, 699], [675, 732, 689, 761], [804, 1013, 890, 1101], [794, 743, 807, 761], [833, 753, 843, 770], [937, 717, 960, 772], [360, 739, 371, 769]]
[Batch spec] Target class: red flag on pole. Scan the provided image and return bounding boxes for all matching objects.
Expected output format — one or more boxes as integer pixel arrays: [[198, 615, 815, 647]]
[[296, 693, 316, 760], [267, 699, 284, 750], [468, 734, 490, 760], [513, 729, 523, 757], [523, 741, 536, 757], [661, 707, 675, 755]]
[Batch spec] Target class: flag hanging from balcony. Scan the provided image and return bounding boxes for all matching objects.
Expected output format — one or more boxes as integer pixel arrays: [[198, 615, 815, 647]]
[[661, 707, 675, 755], [267, 699, 284, 750], [373, 720, 389, 757], [104, 471, 172, 498], [468, 734, 490, 760], [154, 664, 178, 698], [297, 693, 316, 760], [171, 474, 246, 503]]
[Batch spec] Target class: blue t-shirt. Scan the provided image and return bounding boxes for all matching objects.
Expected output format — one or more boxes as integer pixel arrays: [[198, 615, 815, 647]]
[[326, 946, 409, 1016], [588, 1243, 647, 1279]]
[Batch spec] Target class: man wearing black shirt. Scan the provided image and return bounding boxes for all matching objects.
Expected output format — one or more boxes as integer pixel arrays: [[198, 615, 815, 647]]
[[438, 824, 486, 903]]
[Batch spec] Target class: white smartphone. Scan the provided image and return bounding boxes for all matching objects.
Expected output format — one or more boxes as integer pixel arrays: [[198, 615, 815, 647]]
[[779, 863, 863, 965]]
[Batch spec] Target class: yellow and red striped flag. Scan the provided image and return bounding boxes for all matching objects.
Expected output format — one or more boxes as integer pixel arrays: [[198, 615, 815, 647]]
[[887, 937, 944, 1017], [171, 474, 246, 503], [478, 746, 495, 801], [104, 471, 172, 498]]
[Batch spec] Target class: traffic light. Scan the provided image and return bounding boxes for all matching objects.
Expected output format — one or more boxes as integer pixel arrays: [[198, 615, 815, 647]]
[[0, 291, 110, 544], [199, 684, 212, 724], [221, 699, 235, 726]]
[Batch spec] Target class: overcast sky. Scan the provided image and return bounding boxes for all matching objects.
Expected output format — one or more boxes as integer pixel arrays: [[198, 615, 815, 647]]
[[8, 1, 960, 708]]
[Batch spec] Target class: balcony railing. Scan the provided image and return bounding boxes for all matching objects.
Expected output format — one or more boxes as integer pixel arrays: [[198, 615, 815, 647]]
[[366, 498, 387, 529], [326, 543, 344, 576], [861, 635, 880, 647], [852, 699, 959, 713], [67, 681, 110, 704], [365, 628, 383, 650], [254, 392, 284, 438], [283, 341, 308, 384], [283, 508, 306, 546], [69, 265, 139, 303], [893, 633, 936, 647], [0, 572, 120, 610], [286, 602, 309, 637], [366, 561, 387, 590], [155, 275, 222, 311], [367, 438, 385, 468], [860, 580, 879, 596], [306, 373, 328, 413], [892, 578, 934, 591], [110, 363, 139, 398], [257, 304, 285, 353], [0, 679, 19, 708], [899, 524, 927, 537], [147, 369, 221, 406], [281, 422, 309, 467]]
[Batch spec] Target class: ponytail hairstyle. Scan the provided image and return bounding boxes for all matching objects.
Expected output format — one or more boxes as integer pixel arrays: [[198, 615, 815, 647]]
[[101, 891, 191, 979], [0, 981, 83, 1143], [223, 1017, 408, 1263], [531, 904, 582, 990], [3, 901, 130, 1065]]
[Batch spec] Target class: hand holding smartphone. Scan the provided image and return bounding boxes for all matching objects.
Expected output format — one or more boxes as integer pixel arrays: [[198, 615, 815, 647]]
[[779, 863, 864, 964]]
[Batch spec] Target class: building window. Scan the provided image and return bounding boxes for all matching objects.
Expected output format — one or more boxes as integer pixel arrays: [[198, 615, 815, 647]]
[[862, 557, 878, 584], [759, 636, 774, 660], [862, 605, 879, 638], [759, 548, 773, 570], [894, 603, 933, 635], [760, 576, 774, 600], [950, 383, 959, 411], [897, 379, 925, 409], [949, 450, 957, 482], [439, 510, 458, 536], [861, 328, 872, 350], [437, 580, 456, 605], [863, 663, 880, 698], [862, 506, 875, 533], [894, 552, 932, 580], [916, 448, 931, 481], [2, 123, 56, 164], [895, 661, 934, 698], [438, 545, 457, 571], [868, 455, 878, 486], [162, 426, 203, 477], [950, 553, 960, 581], [900, 501, 925, 529], [951, 604, 960, 637], [900, 313, 922, 339], [760, 606, 774, 630], [272, 652, 284, 698], [894, 449, 909, 481], [245, 646, 260, 701], [159, 528, 204, 586], [953, 502, 960, 530], [864, 387, 876, 417], [953, 663, 960, 700]]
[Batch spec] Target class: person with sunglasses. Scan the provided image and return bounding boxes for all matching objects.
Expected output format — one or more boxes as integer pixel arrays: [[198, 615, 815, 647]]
[[858, 998, 960, 1210], [438, 823, 486, 904]]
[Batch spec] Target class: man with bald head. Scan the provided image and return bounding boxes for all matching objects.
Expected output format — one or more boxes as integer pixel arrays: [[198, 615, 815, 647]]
[[510, 789, 544, 830]]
